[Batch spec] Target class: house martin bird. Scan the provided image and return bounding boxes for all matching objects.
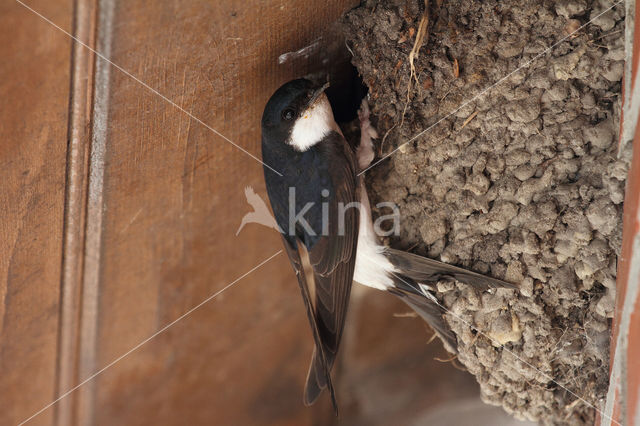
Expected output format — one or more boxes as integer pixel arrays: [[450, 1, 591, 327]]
[[261, 78, 516, 412]]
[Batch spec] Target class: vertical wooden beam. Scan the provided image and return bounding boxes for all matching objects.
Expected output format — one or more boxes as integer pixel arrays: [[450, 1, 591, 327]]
[[55, 0, 98, 425], [603, 1, 640, 425], [72, 0, 114, 421]]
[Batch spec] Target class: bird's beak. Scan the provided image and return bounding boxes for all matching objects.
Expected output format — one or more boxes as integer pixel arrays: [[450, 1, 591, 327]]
[[307, 82, 330, 107]]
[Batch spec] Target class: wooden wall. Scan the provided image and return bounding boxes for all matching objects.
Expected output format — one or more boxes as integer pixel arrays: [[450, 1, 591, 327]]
[[602, 2, 640, 424], [1, 1, 357, 425], [1, 1, 72, 425]]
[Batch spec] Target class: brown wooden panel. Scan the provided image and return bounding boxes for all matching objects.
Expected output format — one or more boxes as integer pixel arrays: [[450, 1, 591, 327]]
[[0, 1, 72, 425], [334, 288, 481, 426], [78, 1, 357, 425]]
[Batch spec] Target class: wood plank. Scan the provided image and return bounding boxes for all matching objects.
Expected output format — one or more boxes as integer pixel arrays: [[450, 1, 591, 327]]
[[602, 5, 640, 425], [77, 1, 357, 424], [0, 1, 73, 425], [55, 0, 98, 425]]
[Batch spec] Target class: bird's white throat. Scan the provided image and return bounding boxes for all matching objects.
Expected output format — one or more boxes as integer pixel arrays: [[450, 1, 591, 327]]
[[288, 94, 341, 151]]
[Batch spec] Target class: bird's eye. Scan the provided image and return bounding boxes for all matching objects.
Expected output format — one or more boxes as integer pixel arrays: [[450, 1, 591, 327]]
[[282, 108, 296, 121]]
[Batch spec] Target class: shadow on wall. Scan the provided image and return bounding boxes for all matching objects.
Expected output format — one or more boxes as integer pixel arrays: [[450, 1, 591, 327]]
[[323, 286, 535, 425], [412, 398, 537, 426]]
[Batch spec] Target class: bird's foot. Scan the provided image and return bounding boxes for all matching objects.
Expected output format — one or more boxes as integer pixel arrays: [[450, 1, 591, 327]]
[[357, 99, 378, 171]]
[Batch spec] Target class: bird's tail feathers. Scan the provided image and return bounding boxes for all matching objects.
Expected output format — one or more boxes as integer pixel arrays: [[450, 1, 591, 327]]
[[385, 248, 517, 290], [304, 348, 339, 415], [304, 348, 329, 406], [389, 274, 458, 353], [385, 248, 518, 353]]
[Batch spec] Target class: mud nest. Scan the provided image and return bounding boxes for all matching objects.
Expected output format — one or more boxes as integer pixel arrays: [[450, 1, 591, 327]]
[[343, 0, 628, 424]]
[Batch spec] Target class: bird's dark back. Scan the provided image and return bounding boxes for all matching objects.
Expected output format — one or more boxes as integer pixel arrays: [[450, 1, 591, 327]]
[[262, 132, 342, 250]]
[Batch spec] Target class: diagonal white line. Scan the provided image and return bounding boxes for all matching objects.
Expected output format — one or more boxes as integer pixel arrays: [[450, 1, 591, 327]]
[[359, 0, 624, 176], [391, 272, 621, 426], [18, 250, 283, 426], [14, 0, 283, 177]]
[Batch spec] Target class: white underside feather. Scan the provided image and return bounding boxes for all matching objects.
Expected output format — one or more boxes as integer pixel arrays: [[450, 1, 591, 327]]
[[353, 182, 396, 290]]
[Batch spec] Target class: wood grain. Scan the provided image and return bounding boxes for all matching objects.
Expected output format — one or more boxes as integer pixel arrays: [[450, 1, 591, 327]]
[[3, 1, 364, 424], [0, 1, 73, 425], [78, 1, 358, 425], [55, 1, 98, 425]]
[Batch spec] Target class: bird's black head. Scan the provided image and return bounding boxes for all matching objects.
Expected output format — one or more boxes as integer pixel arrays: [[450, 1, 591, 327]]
[[262, 78, 335, 152]]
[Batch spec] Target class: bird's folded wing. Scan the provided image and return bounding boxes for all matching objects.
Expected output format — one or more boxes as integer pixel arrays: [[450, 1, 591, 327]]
[[305, 133, 359, 405], [280, 132, 360, 411], [280, 237, 338, 409]]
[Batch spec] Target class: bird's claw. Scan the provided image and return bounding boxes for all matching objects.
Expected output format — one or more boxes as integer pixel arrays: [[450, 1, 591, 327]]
[[357, 99, 378, 171]]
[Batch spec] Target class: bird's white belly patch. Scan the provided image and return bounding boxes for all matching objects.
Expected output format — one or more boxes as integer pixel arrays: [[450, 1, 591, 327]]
[[353, 183, 396, 290]]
